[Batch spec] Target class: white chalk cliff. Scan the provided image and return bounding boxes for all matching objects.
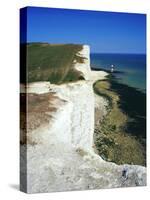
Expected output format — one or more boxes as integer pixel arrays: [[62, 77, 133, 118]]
[[20, 45, 146, 193]]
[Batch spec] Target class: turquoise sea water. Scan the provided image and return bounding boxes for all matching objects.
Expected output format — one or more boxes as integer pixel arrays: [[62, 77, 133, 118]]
[[91, 53, 146, 141], [90, 53, 146, 93]]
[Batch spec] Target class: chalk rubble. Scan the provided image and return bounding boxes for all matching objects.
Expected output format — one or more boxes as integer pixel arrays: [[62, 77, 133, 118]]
[[20, 45, 146, 193]]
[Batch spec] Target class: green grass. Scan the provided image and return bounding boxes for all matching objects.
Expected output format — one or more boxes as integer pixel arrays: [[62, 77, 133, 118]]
[[25, 43, 85, 84]]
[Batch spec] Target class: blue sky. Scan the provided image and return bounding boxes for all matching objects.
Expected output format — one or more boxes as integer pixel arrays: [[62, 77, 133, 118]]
[[25, 7, 146, 54]]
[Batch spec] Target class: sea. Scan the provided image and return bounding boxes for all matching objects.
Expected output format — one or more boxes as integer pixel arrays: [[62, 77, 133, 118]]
[[91, 53, 146, 141], [90, 53, 146, 93]]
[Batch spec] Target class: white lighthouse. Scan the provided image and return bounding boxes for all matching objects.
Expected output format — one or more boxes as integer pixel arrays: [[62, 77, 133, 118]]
[[111, 64, 114, 73]]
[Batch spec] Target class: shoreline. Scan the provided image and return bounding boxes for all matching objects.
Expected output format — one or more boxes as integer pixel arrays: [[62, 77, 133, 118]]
[[20, 44, 146, 193], [110, 75, 146, 138], [93, 71, 146, 166], [91, 66, 146, 93]]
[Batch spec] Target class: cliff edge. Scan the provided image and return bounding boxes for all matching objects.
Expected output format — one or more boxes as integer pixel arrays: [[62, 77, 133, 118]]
[[20, 45, 146, 193]]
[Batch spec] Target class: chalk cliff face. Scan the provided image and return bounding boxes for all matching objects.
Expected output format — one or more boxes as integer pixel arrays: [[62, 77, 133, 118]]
[[20, 45, 146, 193]]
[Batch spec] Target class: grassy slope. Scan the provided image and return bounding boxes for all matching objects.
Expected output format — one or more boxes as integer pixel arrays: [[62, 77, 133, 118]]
[[94, 80, 145, 166], [25, 43, 85, 84]]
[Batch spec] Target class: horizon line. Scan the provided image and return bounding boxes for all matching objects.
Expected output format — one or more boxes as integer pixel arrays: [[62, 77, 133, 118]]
[[91, 52, 146, 55], [23, 42, 146, 55]]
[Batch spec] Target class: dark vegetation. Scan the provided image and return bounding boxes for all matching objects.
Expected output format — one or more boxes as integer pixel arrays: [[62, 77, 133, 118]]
[[110, 76, 146, 139], [21, 43, 86, 84], [93, 75, 146, 166]]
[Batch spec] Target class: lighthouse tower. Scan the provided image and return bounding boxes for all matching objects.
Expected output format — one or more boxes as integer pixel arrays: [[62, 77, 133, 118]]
[[111, 64, 114, 73]]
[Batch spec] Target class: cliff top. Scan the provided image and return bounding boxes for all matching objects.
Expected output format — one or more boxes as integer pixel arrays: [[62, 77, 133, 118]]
[[21, 43, 87, 84]]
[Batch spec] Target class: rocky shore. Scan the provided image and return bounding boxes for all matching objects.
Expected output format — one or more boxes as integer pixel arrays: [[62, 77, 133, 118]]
[[20, 45, 146, 193], [93, 78, 146, 166]]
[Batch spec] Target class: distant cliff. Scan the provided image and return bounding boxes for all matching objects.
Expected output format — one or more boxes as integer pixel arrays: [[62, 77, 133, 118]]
[[20, 45, 146, 193]]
